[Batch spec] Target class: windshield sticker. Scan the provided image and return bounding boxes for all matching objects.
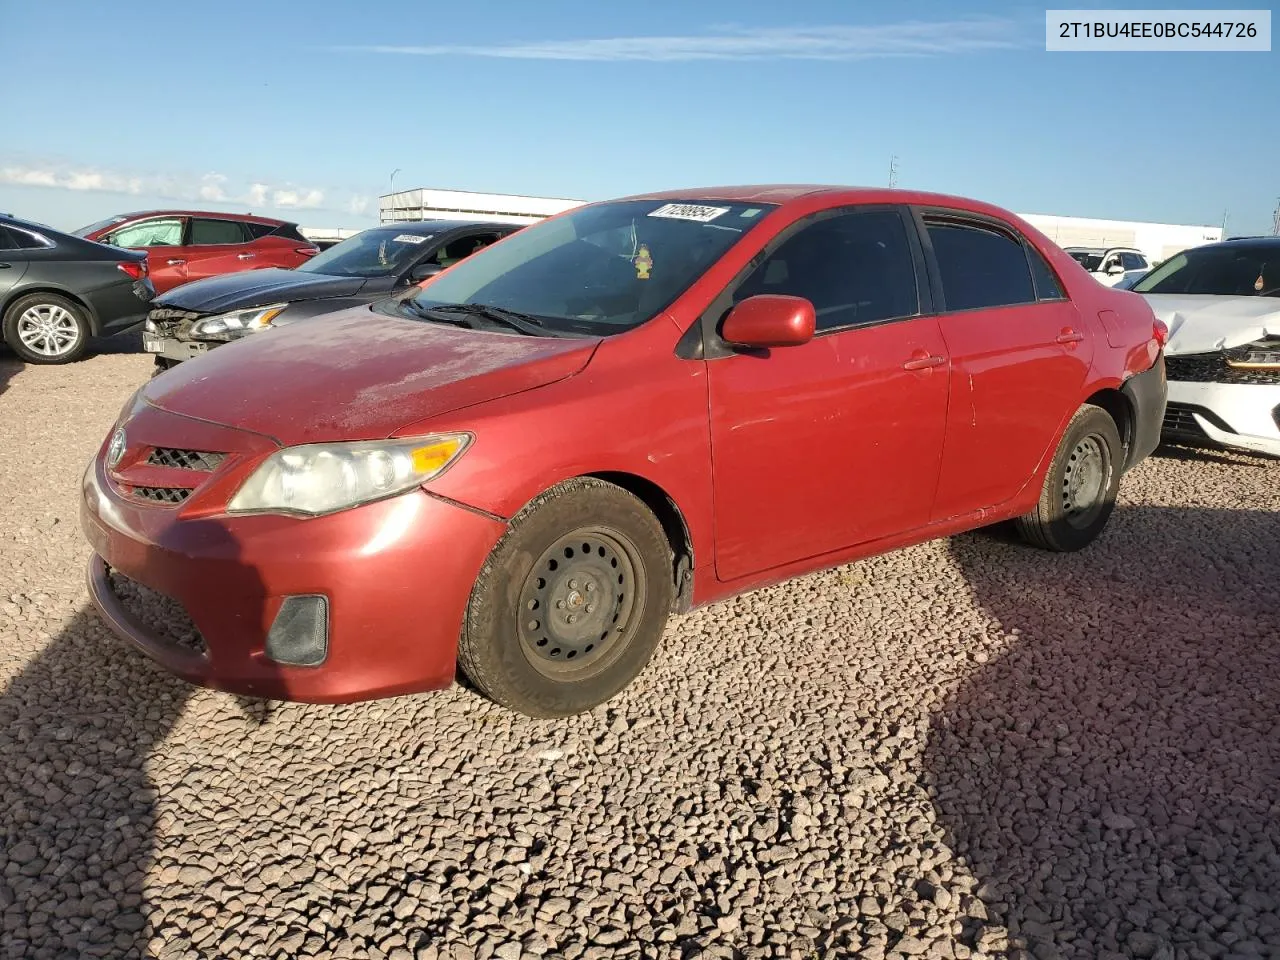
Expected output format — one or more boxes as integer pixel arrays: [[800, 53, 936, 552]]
[[392, 234, 428, 244], [740, 208, 762, 219], [648, 203, 730, 223], [634, 244, 653, 280]]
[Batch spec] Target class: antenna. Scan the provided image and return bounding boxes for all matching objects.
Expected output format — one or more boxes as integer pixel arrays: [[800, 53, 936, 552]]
[[1272, 196, 1279, 236], [888, 155, 900, 189]]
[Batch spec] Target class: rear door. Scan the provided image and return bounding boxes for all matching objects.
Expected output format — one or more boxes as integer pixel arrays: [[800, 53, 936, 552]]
[[0, 227, 31, 301], [920, 211, 1092, 520], [184, 217, 258, 282], [105, 216, 188, 293], [706, 206, 950, 581]]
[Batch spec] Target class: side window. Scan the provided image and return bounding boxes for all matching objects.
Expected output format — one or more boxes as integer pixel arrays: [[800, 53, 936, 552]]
[[0, 227, 16, 251], [926, 220, 1036, 311], [432, 233, 503, 268], [190, 218, 250, 245], [245, 222, 277, 240], [733, 210, 919, 332], [108, 218, 184, 248], [1121, 252, 1147, 271], [1026, 245, 1066, 301]]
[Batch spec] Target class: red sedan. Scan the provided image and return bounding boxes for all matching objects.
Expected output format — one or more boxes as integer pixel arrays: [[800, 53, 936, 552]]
[[81, 186, 1167, 717], [74, 210, 319, 293]]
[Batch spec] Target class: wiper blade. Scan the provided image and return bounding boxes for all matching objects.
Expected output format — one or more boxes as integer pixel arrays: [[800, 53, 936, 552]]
[[429, 302, 546, 335], [398, 298, 476, 327]]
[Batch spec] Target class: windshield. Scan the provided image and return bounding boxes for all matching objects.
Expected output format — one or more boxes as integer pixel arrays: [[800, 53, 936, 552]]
[[1133, 244, 1280, 297], [1067, 251, 1103, 271], [297, 229, 430, 278], [72, 215, 128, 238], [409, 199, 776, 334]]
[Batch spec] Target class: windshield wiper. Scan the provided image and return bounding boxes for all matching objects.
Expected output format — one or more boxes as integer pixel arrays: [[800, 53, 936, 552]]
[[427, 302, 546, 336], [397, 298, 477, 327]]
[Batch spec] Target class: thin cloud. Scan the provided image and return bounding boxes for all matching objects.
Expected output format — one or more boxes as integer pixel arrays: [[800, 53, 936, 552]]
[[340, 19, 1026, 62], [0, 163, 364, 218]]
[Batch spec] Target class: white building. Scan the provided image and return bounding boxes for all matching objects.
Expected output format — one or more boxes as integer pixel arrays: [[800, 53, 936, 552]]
[[376, 187, 1222, 263]]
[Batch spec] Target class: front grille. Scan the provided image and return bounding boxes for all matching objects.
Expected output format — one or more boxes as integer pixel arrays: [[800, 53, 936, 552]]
[[106, 569, 207, 655], [146, 306, 205, 336], [131, 486, 192, 504], [1166, 353, 1280, 385], [148, 447, 226, 471]]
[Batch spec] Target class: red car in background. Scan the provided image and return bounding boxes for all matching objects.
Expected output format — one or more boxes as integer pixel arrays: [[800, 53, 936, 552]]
[[74, 210, 319, 293], [81, 186, 1167, 718]]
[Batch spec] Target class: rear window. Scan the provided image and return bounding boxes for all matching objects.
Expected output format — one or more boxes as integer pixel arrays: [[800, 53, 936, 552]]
[[927, 219, 1036, 311]]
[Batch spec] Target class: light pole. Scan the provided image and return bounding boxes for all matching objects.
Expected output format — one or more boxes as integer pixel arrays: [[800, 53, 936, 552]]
[[389, 168, 402, 196]]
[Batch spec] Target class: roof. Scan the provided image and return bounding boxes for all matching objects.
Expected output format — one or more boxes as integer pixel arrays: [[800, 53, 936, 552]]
[[109, 209, 291, 225], [617, 184, 1029, 218], [1207, 236, 1280, 250], [365, 219, 513, 235]]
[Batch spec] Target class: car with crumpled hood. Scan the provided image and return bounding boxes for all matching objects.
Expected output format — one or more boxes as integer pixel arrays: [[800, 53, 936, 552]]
[[80, 185, 1167, 718], [1134, 237, 1280, 457]]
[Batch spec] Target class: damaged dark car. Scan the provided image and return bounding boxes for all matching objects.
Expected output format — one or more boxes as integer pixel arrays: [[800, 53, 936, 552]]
[[143, 220, 520, 374]]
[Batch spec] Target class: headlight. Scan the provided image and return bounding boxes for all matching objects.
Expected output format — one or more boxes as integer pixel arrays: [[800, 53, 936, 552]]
[[227, 434, 471, 516], [189, 303, 288, 340], [143, 318, 157, 333]]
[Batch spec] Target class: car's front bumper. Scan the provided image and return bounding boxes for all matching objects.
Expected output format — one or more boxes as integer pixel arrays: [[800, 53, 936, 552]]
[[80, 426, 507, 703], [1164, 379, 1280, 457]]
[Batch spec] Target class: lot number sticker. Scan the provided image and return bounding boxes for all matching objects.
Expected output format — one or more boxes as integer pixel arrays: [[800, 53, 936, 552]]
[[648, 203, 731, 223], [392, 234, 428, 244]]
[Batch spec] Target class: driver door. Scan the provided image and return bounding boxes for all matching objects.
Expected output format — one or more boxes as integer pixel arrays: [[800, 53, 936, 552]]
[[706, 207, 950, 582]]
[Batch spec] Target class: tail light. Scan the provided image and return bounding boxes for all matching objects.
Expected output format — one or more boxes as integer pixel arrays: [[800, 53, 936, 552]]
[[296, 246, 320, 257], [1152, 317, 1168, 346], [117, 261, 147, 280]]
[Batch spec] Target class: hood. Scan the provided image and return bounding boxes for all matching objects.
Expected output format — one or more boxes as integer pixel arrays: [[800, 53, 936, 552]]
[[154, 268, 369, 313], [1143, 294, 1280, 356], [144, 305, 600, 444]]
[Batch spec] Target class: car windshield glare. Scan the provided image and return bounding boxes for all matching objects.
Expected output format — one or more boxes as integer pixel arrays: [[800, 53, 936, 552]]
[[408, 199, 776, 334], [297, 230, 431, 278], [1134, 246, 1280, 297]]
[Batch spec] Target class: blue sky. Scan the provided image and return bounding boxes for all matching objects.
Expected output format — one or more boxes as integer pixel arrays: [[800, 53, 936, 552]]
[[4, 0, 1277, 234]]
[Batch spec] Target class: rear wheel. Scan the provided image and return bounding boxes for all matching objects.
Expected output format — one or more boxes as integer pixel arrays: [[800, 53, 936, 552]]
[[1015, 404, 1122, 552], [3, 293, 90, 364], [458, 478, 673, 717]]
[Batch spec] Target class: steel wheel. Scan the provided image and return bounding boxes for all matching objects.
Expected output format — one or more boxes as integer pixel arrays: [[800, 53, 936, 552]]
[[1060, 434, 1109, 529], [16, 303, 82, 358], [517, 526, 645, 679]]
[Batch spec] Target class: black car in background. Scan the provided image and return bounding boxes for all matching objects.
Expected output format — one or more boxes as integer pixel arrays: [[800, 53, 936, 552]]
[[1, 215, 154, 364], [143, 220, 521, 370]]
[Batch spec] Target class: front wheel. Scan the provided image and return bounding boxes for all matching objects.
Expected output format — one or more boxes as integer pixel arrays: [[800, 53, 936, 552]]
[[457, 478, 673, 717], [3, 293, 91, 364], [1015, 404, 1122, 552]]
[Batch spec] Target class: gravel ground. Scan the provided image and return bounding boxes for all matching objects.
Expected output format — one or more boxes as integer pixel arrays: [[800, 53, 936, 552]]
[[1, 343, 1278, 960]]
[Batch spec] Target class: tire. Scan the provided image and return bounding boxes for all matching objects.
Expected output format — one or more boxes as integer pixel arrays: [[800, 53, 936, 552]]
[[151, 358, 174, 379], [1015, 404, 1122, 552], [458, 478, 674, 717], [2, 293, 91, 364]]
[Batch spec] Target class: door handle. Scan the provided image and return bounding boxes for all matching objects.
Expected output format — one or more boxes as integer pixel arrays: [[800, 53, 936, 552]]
[[0, 263, 11, 269], [166, 258, 186, 266], [902, 354, 946, 371], [1056, 328, 1085, 344], [237, 253, 255, 261]]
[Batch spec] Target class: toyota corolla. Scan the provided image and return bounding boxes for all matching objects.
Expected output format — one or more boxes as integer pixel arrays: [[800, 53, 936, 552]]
[[81, 186, 1167, 717]]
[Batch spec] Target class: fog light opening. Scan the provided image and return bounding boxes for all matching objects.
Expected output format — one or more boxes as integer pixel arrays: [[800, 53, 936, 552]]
[[265, 595, 329, 666]]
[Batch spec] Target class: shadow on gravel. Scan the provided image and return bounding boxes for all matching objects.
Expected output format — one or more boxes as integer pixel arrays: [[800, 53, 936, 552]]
[[0, 354, 21, 397], [929, 506, 1280, 959], [1154, 443, 1278, 467], [0, 608, 192, 958]]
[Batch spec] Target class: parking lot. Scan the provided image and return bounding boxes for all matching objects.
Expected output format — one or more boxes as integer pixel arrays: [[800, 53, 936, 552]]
[[1, 343, 1278, 960]]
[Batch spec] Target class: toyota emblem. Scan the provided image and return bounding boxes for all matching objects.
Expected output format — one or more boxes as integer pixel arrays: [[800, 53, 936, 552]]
[[107, 428, 127, 468]]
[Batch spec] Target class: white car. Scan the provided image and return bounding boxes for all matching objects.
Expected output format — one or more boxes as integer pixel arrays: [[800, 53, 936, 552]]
[[1064, 246, 1153, 287], [1133, 238, 1280, 457]]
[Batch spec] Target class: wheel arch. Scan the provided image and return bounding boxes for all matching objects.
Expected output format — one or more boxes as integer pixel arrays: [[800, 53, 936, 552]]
[[1083, 387, 1134, 461], [583, 471, 694, 613], [2, 285, 102, 334]]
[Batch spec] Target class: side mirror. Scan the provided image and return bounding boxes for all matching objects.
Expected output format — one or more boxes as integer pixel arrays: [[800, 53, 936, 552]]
[[1106, 261, 1126, 274], [409, 262, 443, 283], [721, 294, 816, 349]]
